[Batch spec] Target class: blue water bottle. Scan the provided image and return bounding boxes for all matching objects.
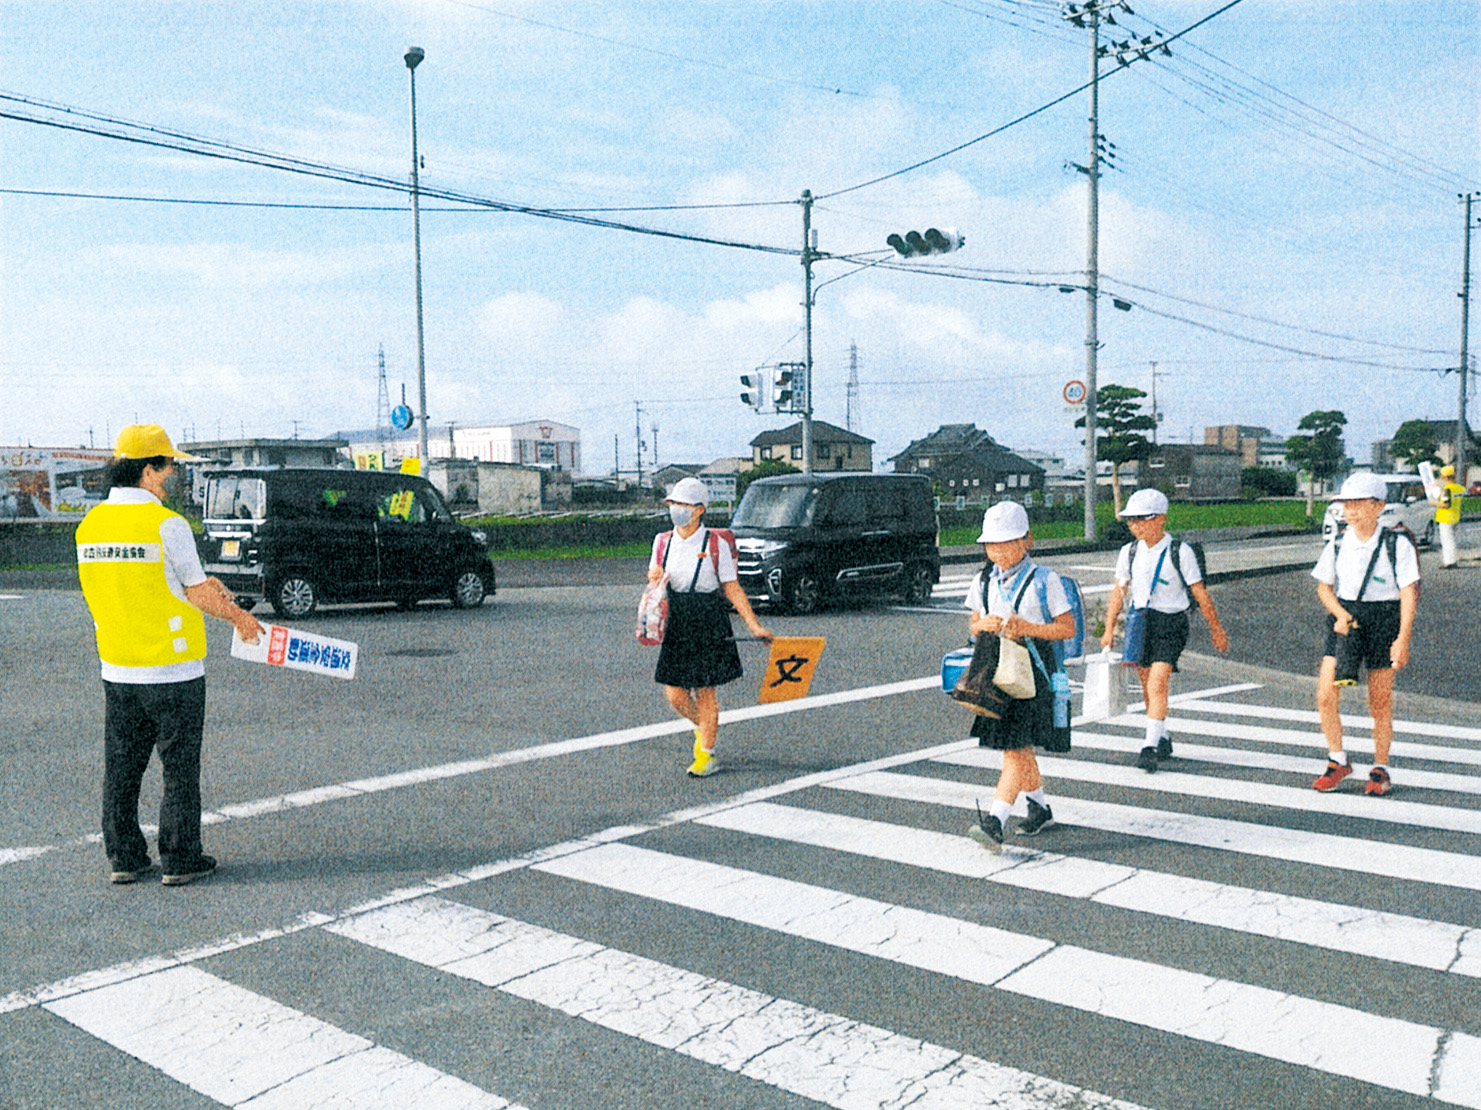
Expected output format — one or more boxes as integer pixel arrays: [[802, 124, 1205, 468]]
[[1051, 671, 1071, 728]]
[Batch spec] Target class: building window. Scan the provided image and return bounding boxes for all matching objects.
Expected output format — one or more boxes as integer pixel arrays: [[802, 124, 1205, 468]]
[[818, 443, 831, 459], [947, 479, 956, 488], [918, 457, 930, 469], [1175, 474, 1191, 488], [1149, 457, 1165, 469], [790, 445, 802, 460], [972, 478, 980, 487]]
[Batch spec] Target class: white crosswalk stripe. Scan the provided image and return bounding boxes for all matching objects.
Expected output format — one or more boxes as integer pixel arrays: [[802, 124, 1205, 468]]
[[13, 682, 1481, 1109]]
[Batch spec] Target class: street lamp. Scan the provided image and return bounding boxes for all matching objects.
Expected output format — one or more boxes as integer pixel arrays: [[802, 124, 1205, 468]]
[[405, 46, 429, 467]]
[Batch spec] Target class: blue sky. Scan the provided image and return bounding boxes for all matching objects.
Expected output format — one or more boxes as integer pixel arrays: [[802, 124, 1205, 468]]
[[2, 0, 1477, 475]]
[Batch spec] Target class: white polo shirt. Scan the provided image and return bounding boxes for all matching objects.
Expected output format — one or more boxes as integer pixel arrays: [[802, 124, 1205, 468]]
[[649, 528, 737, 594], [1114, 535, 1201, 613], [965, 559, 1070, 624], [1312, 528, 1420, 602]]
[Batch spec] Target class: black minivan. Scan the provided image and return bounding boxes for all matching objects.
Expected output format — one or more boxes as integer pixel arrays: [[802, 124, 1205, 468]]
[[732, 473, 939, 613], [200, 468, 495, 618]]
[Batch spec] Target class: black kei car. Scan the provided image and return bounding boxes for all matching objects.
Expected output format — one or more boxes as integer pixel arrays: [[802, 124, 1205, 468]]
[[732, 473, 940, 614], [199, 467, 495, 618]]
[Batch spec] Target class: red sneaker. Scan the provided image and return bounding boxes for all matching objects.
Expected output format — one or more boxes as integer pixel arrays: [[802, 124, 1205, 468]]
[[1364, 767, 1393, 796], [1312, 761, 1352, 792]]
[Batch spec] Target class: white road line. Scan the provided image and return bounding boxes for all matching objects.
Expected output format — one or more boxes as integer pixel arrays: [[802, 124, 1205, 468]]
[[1171, 698, 1481, 743], [531, 842, 1477, 1105], [0, 674, 939, 867], [44, 964, 512, 1109], [830, 771, 1481, 893], [1066, 729, 1481, 793], [696, 802, 1481, 977], [935, 748, 1481, 834], [1093, 713, 1481, 769], [329, 895, 1152, 1110]]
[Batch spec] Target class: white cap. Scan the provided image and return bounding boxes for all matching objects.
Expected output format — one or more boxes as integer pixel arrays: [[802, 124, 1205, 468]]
[[664, 476, 708, 506], [1332, 472, 1387, 502], [1118, 488, 1169, 518], [976, 500, 1030, 544]]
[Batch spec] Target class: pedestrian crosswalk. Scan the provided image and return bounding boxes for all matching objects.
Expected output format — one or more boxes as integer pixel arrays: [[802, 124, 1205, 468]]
[[12, 681, 1481, 1109]]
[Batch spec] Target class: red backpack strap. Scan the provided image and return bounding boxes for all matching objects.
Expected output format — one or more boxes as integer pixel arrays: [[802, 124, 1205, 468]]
[[657, 530, 674, 569], [711, 528, 737, 576]]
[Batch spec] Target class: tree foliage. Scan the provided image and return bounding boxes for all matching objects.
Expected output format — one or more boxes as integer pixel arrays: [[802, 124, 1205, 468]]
[[1075, 384, 1157, 511], [1241, 466, 1297, 498], [1285, 410, 1347, 484], [1390, 419, 1440, 468], [736, 459, 800, 498]]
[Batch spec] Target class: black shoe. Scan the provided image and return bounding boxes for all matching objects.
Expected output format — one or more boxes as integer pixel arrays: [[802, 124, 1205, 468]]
[[1019, 798, 1056, 837], [1156, 735, 1173, 760], [161, 855, 217, 886], [1136, 747, 1159, 773], [968, 816, 1005, 853], [110, 861, 155, 885]]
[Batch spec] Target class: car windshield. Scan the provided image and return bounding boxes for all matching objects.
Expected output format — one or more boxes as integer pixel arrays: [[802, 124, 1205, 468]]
[[205, 476, 266, 521], [732, 484, 815, 529]]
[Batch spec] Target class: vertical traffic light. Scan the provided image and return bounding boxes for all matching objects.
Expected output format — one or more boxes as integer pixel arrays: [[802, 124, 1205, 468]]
[[773, 366, 793, 409], [740, 372, 763, 410]]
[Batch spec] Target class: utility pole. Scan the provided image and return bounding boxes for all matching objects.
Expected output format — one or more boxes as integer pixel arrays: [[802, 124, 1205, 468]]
[[1458, 191, 1477, 477], [375, 345, 391, 461], [633, 402, 645, 490], [846, 341, 860, 433], [801, 190, 816, 477]]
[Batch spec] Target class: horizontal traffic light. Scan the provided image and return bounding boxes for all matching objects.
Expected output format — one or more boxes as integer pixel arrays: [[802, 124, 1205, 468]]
[[887, 227, 964, 258]]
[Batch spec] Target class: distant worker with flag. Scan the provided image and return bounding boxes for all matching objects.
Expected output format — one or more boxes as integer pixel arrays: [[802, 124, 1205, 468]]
[[1433, 464, 1465, 568]]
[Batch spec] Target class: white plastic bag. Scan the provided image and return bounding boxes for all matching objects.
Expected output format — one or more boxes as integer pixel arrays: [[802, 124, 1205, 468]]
[[635, 573, 670, 646], [1080, 648, 1124, 721]]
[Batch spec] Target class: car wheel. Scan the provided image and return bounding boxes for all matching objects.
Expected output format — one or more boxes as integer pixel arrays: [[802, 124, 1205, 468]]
[[785, 571, 822, 615], [1423, 521, 1436, 547], [902, 563, 935, 605], [271, 576, 317, 619], [450, 569, 488, 609]]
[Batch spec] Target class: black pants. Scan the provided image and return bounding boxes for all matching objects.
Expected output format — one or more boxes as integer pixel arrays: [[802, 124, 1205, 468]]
[[102, 677, 207, 871]]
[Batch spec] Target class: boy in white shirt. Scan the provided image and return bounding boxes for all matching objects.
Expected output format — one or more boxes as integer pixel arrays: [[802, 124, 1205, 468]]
[[1310, 473, 1420, 795], [1101, 488, 1229, 772]]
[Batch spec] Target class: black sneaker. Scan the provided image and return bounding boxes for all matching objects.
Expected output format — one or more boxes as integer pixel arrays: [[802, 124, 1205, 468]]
[[1019, 798, 1056, 836], [968, 816, 1005, 853], [110, 861, 155, 885], [161, 855, 217, 886], [1156, 735, 1173, 760], [1136, 747, 1159, 773]]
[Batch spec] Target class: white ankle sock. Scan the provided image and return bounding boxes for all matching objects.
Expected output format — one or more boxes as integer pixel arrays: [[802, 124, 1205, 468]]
[[1027, 789, 1048, 808], [989, 800, 1013, 826]]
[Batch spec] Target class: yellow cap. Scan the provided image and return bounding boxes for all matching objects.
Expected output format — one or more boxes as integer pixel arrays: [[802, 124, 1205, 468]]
[[113, 424, 205, 461]]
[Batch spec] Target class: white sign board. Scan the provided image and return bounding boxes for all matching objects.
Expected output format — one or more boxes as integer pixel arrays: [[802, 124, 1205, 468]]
[[232, 623, 359, 680]]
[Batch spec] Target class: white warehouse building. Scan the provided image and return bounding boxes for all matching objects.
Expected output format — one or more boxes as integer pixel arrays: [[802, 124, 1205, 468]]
[[341, 419, 581, 472]]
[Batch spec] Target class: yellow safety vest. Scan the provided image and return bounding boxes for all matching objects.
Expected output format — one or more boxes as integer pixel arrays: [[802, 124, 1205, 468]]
[[76, 501, 207, 669], [1436, 482, 1465, 525]]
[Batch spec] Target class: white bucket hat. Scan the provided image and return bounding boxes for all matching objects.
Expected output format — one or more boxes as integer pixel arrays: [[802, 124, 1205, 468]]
[[976, 500, 1030, 543], [1332, 472, 1387, 502], [664, 476, 709, 506], [1118, 488, 1169, 518]]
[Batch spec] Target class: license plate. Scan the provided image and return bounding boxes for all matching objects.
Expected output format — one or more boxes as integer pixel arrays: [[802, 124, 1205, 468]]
[[220, 540, 240, 559]]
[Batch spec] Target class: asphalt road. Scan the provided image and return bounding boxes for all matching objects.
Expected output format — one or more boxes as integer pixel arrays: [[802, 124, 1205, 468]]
[[1, 533, 1478, 1110]]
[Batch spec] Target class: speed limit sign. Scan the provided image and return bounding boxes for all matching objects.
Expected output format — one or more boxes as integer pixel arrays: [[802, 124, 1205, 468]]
[[1063, 380, 1087, 405]]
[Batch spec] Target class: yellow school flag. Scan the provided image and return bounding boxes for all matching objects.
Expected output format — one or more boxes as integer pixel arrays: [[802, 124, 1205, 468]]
[[757, 636, 826, 703]]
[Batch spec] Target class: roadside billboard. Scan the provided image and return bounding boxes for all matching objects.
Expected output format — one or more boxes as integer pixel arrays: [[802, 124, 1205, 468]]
[[0, 447, 114, 520]]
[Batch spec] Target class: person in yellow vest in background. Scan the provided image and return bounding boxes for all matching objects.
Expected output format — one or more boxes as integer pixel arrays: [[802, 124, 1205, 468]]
[[76, 425, 266, 886], [1434, 464, 1465, 569]]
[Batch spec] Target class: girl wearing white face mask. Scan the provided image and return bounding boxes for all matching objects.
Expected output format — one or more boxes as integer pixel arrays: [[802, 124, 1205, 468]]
[[648, 477, 773, 776]]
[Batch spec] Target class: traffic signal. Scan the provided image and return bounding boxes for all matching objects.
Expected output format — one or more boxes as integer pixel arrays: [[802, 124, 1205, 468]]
[[740, 372, 763, 410], [886, 227, 964, 258], [773, 366, 794, 409]]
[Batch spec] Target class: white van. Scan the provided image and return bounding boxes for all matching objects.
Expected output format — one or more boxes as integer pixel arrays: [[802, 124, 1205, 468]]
[[1321, 474, 1435, 546]]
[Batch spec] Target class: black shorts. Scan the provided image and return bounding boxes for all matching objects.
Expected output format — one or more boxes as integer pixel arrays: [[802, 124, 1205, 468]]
[[1134, 609, 1190, 671], [1324, 600, 1401, 672]]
